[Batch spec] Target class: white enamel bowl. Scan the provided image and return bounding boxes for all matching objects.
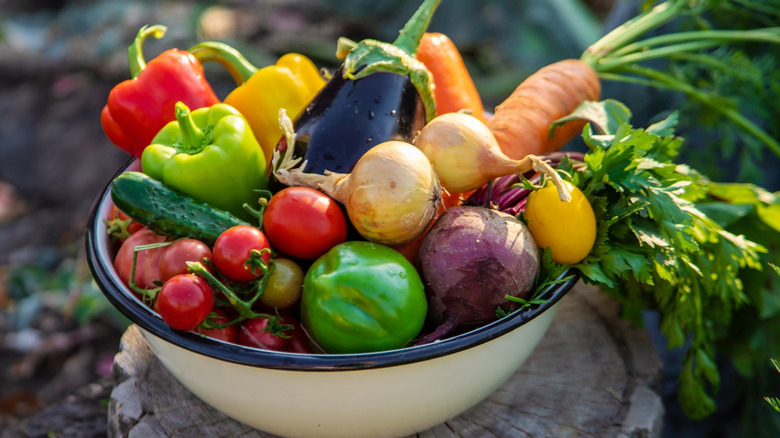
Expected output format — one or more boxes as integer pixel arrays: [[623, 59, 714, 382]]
[[85, 160, 578, 438]]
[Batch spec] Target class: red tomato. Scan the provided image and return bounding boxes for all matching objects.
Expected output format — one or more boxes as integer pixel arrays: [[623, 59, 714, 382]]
[[197, 307, 238, 343], [156, 274, 214, 331], [213, 225, 271, 282], [114, 228, 168, 290], [238, 314, 313, 353], [263, 187, 347, 259], [158, 238, 214, 283]]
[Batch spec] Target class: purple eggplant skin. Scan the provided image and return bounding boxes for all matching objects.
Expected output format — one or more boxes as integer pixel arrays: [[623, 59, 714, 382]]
[[278, 66, 425, 177]]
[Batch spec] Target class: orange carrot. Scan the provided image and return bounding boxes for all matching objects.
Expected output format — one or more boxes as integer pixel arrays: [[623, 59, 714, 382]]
[[416, 32, 486, 122], [486, 59, 600, 160]]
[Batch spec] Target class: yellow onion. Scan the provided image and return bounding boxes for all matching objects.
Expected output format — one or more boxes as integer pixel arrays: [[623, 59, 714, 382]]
[[414, 112, 570, 201], [275, 141, 442, 246]]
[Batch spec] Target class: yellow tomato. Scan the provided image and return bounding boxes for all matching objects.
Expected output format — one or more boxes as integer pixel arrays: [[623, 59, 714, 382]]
[[525, 180, 596, 265]]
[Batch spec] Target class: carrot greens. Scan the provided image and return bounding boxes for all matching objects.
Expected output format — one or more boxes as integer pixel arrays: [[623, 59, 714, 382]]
[[579, 0, 780, 160]]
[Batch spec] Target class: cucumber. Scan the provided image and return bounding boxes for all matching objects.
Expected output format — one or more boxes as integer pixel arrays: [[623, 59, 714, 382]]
[[111, 171, 252, 245]]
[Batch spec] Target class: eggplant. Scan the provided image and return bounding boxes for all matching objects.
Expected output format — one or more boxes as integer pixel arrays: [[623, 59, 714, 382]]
[[271, 0, 440, 187], [290, 66, 425, 175]]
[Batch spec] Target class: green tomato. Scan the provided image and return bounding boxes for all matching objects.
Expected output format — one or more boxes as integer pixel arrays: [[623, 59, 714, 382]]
[[260, 258, 304, 310], [301, 241, 427, 354]]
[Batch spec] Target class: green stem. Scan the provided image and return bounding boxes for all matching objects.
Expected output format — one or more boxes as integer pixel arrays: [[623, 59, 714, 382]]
[[595, 40, 726, 72], [668, 51, 743, 71], [243, 196, 269, 228], [129, 25, 167, 79], [583, 0, 688, 65], [187, 261, 273, 321], [128, 241, 173, 302], [609, 28, 780, 58], [335, 37, 357, 60], [175, 102, 209, 153], [600, 67, 780, 158], [188, 41, 259, 85], [731, 0, 780, 24], [393, 0, 442, 55], [243, 248, 273, 307]]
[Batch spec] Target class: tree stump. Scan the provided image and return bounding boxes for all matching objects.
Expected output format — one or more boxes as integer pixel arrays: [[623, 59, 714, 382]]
[[109, 282, 664, 438]]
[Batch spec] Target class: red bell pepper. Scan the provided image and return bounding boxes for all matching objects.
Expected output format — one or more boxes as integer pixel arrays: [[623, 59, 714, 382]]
[[100, 25, 220, 158]]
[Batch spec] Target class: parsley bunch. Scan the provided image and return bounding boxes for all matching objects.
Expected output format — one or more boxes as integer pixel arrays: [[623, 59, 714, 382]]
[[556, 99, 772, 419]]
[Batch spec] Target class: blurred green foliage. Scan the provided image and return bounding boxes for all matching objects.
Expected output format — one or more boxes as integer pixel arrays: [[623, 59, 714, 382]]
[[5, 244, 129, 331]]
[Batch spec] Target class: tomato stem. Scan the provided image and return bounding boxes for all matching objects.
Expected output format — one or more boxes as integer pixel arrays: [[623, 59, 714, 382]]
[[104, 213, 134, 243], [262, 309, 294, 339], [128, 241, 173, 303], [243, 189, 273, 228], [186, 260, 276, 322]]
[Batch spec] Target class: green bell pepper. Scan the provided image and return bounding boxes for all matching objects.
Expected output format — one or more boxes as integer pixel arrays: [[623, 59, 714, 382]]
[[301, 241, 427, 354], [141, 102, 267, 221]]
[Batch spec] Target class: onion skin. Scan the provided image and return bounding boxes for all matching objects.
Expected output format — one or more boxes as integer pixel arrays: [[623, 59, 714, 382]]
[[322, 141, 442, 246], [413, 112, 531, 193], [416, 206, 539, 339]]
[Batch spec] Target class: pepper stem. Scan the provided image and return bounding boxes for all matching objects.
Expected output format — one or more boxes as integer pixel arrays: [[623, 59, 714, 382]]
[[189, 41, 259, 85], [175, 102, 209, 154], [129, 24, 167, 79], [394, 0, 442, 56]]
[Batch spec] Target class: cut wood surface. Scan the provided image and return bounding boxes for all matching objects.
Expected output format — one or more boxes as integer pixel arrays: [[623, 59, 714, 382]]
[[109, 282, 664, 438]]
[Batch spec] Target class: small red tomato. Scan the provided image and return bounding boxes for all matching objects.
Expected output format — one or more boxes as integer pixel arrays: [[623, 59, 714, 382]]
[[213, 225, 271, 282], [197, 307, 238, 343], [114, 228, 168, 290], [263, 187, 347, 259], [158, 238, 214, 283], [238, 314, 313, 353], [156, 274, 214, 331]]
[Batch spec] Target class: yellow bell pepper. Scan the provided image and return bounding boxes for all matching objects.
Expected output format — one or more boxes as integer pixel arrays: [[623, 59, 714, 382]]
[[190, 42, 325, 165]]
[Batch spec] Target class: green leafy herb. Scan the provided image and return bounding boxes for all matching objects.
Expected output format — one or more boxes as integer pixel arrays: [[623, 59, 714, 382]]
[[557, 99, 771, 419], [768, 358, 780, 413], [532, 247, 576, 296], [498, 248, 573, 318]]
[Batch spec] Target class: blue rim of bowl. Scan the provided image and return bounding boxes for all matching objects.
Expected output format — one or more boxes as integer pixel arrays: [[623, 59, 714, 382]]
[[85, 159, 580, 372]]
